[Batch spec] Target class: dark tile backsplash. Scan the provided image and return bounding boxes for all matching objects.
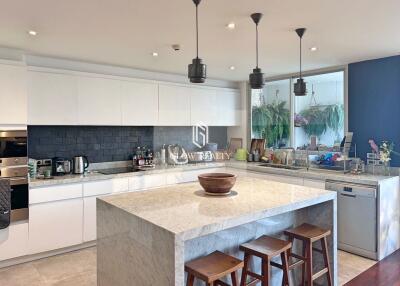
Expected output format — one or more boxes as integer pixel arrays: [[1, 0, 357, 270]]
[[28, 126, 228, 163], [28, 126, 154, 163], [153, 126, 228, 152]]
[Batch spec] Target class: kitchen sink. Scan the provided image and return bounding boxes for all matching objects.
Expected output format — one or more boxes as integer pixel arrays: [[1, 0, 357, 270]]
[[257, 163, 303, 170]]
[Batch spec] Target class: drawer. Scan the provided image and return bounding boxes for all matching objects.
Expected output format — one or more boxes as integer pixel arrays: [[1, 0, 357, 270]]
[[83, 180, 113, 197], [112, 178, 129, 194], [129, 174, 166, 191], [30, 183, 82, 204]]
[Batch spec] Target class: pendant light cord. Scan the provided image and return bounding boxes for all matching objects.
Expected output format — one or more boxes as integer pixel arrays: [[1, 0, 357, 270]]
[[196, 4, 199, 59], [299, 36, 302, 79], [256, 24, 259, 68]]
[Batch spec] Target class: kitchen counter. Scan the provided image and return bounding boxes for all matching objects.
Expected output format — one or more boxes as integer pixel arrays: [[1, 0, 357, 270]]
[[97, 176, 337, 286], [29, 162, 225, 188], [30, 160, 398, 188], [227, 161, 398, 186]]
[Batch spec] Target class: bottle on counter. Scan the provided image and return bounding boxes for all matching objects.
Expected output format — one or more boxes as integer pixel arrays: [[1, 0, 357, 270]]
[[160, 144, 166, 165]]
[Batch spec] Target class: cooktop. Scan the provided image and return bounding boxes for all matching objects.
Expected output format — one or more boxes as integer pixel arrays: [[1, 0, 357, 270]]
[[98, 167, 142, 175]]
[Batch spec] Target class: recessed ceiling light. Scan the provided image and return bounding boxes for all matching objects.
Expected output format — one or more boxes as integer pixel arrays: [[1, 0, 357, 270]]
[[310, 46, 318, 52], [226, 22, 236, 30], [229, 66, 236, 70], [152, 52, 159, 57], [28, 30, 38, 36]]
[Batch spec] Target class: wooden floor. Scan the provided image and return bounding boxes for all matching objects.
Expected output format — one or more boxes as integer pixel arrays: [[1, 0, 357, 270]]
[[344, 249, 400, 286], [0, 248, 375, 285]]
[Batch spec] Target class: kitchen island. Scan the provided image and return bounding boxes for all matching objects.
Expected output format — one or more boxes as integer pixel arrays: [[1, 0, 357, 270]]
[[97, 176, 337, 286]]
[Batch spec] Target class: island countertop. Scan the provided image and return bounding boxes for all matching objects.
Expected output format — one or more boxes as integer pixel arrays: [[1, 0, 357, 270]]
[[99, 176, 336, 240]]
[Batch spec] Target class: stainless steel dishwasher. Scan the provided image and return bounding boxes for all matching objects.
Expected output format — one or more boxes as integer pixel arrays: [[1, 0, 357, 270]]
[[325, 180, 377, 259]]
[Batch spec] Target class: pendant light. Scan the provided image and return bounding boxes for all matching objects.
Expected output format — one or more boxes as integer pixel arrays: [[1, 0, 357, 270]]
[[294, 28, 307, 96], [188, 0, 206, 83], [249, 13, 264, 90]]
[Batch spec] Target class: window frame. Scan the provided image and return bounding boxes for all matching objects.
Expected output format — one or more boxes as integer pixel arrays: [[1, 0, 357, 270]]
[[249, 65, 348, 148]]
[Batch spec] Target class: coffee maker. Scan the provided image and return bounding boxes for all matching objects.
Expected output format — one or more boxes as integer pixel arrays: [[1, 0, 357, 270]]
[[52, 157, 72, 176]]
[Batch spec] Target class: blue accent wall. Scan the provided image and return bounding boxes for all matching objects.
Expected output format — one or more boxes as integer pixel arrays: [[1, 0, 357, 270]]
[[348, 55, 400, 166]]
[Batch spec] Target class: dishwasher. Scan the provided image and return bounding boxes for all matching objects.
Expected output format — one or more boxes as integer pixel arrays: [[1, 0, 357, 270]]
[[325, 180, 377, 259]]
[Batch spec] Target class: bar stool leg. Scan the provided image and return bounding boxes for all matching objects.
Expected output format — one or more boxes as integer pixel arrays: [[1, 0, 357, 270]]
[[281, 251, 290, 286], [231, 271, 238, 286], [301, 241, 306, 286], [186, 274, 195, 286], [262, 259, 270, 286], [240, 253, 250, 286], [306, 242, 313, 286], [321, 237, 333, 286]]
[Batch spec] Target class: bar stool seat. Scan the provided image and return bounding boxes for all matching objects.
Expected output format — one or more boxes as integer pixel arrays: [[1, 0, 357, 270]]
[[284, 223, 332, 286], [239, 235, 292, 286], [185, 251, 244, 286], [284, 223, 331, 242]]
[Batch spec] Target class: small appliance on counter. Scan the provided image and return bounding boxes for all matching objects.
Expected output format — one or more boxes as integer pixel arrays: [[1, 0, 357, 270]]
[[167, 145, 188, 165], [36, 159, 53, 176], [72, 156, 89, 174], [52, 157, 72, 176], [132, 147, 155, 170]]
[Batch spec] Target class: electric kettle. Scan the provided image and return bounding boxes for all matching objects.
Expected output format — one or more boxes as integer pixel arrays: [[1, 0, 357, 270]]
[[72, 156, 89, 174]]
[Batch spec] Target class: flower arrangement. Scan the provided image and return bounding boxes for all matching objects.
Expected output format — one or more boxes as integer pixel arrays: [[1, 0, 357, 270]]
[[379, 141, 394, 163]]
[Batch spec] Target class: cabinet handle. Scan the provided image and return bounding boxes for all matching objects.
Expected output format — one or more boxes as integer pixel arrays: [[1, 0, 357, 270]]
[[341, 193, 356, 198]]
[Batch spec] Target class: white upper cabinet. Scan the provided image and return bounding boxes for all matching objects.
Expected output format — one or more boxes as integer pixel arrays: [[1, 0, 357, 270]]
[[77, 76, 122, 125], [190, 88, 217, 126], [121, 81, 158, 126], [28, 71, 78, 125], [158, 84, 191, 126], [0, 63, 27, 125], [216, 89, 241, 126]]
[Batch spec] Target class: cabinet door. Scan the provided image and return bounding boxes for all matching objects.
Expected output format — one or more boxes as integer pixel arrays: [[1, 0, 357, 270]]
[[0, 221, 29, 261], [121, 81, 158, 125], [216, 89, 241, 126], [0, 64, 27, 125], [77, 76, 122, 125], [158, 84, 191, 126], [28, 71, 78, 125], [190, 88, 217, 126], [83, 196, 97, 242], [129, 174, 166, 191], [28, 198, 83, 254]]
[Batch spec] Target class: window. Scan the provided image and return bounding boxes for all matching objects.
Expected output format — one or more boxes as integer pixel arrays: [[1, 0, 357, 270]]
[[251, 70, 345, 149], [251, 79, 291, 148]]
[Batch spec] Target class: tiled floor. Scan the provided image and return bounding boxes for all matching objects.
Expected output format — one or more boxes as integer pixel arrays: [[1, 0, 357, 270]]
[[0, 248, 375, 286]]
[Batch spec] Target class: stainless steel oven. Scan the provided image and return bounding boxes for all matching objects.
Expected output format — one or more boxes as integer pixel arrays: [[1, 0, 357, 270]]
[[0, 130, 28, 222]]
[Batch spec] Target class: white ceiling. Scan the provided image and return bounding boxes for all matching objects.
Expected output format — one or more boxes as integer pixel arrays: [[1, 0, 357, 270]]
[[0, 0, 399, 81]]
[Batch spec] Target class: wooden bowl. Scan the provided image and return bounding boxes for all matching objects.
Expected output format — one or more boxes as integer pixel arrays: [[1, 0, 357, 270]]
[[198, 173, 237, 194]]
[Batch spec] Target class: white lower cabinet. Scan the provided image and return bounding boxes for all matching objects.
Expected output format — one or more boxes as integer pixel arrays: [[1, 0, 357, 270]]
[[83, 196, 97, 242], [129, 174, 166, 191], [28, 198, 84, 254], [0, 221, 29, 261], [112, 178, 129, 193]]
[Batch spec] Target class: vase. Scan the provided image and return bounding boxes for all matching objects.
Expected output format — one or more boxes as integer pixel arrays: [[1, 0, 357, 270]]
[[383, 161, 391, 176]]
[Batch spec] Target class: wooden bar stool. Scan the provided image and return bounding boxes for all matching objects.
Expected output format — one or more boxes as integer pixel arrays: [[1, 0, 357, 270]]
[[284, 223, 332, 286], [185, 251, 244, 286], [239, 235, 292, 286]]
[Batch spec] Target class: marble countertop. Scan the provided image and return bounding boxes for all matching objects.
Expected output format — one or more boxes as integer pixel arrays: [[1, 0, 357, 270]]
[[29, 160, 398, 188], [29, 162, 225, 188], [99, 176, 336, 240], [227, 161, 398, 186]]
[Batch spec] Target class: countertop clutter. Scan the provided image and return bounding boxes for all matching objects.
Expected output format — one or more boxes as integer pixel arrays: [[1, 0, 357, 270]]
[[29, 160, 398, 188]]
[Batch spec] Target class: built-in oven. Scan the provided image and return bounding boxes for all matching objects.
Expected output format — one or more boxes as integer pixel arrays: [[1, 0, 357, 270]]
[[0, 130, 28, 223]]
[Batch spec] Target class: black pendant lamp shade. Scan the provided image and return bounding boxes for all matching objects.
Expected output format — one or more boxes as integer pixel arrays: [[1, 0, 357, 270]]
[[188, 0, 206, 83], [249, 13, 264, 89], [294, 28, 307, 96]]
